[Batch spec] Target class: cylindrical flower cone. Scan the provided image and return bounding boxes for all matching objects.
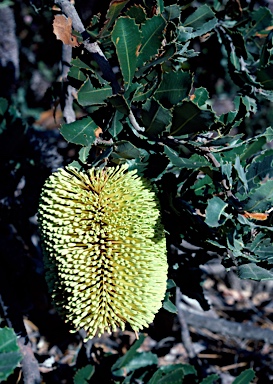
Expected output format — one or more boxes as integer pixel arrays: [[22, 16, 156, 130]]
[[38, 165, 167, 339]]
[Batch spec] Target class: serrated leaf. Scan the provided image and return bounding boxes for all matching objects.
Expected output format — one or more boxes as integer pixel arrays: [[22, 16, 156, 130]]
[[112, 17, 142, 89], [142, 98, 172, 137], [99, 0, 130, 38], [164, 146, 212, 169], [125, 5, 146, 24], [232, 369, 256, 384], [192, 87, 209, 107], [0, 98, 8, 115], [74, 364, 95, 384], [137, 15, 166, 67], [0, 327, 22, 382], [163, 5, 181, 21], [154, 71, 192, 106], [77, 78, 112, 106], [170, 101, 215, 136], [135, 44, 176, 78], [68, 66, 87, 81], [237, 263, 273, 280], [244, 7, 273, 40], [109, 94, 130, 115], [182, 5, 217, 38], [234, 156, 248, 192], [113, 140, 142, 159], [246, 236, 273, 263], [205, 197, 228, 227], [60, 116, 98, 146], [242, 180, 273, 212], [109, 110, 124, 137]]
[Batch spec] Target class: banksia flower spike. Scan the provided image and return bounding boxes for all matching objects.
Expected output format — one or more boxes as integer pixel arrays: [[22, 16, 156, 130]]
[[38, 165, 167, 339]]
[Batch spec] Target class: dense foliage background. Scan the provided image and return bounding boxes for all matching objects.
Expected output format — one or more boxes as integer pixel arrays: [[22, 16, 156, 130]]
[[2, 0, 273, 382]]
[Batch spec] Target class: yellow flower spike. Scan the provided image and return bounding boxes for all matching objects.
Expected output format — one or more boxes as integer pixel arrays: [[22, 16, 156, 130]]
[[38, 165, 167, 340]]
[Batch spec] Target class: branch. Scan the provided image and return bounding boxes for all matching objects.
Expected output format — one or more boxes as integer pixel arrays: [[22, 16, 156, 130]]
[[18, 337, 41, 384], [176, 287, 196, 359], [183, 309, 273, 344], [54, 0, 120, 94], [61, 44, 76, 123]]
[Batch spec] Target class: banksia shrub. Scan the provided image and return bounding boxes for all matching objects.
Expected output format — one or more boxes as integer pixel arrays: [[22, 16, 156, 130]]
[[38, 165, 167, 339]]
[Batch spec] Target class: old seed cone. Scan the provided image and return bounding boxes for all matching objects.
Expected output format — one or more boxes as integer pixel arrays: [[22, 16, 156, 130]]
[[38, 165, 167, 339]]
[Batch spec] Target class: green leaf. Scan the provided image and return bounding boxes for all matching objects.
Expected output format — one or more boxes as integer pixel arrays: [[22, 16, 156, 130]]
[[74, 364, 95, 384], [0, 97, 8, 115], [109, 94, 130, 115], [200, 374, 219, 384], [170, 101, 215, 136], [163, 5, 181, 21], [257, 64, 273, 90], [156, 0, 164, 14], [113, 140, 142, 159], [234, 156, 248, 193], [205, 197, 228, 227], [60, 117, 98, 146], [142, 98, 172, 138], [125, 5, 147, 24], [232, 369, 256, 384], [192, 87, 209, 107], [112, 17, 142, 89], [164, 146, 212, 169], [182, 4, 217, 38], [154, 71, 192, 106], [237, 263, 273, 281], [163, 292, 177, 313], [167, 279, 176, 289], [244, 7, 273, 40], [121, 351, 158, 375], [112, 335, 157, 377], [0, 327, 22, 382], [109, 110, 124, 137], [242, 180, 273, 212], [136, 44, 176, 78], [99, 0, 130, 37], [77, 78, 112, 106], [112, 334, 145, 372], [148, 366, 185, 384], [137, 15, 166, 67], [245, 235, 273, 263], [79, 145, 92, 164]]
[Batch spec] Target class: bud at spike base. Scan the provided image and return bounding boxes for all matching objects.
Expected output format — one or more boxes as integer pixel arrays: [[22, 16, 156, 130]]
[[38, 165, 168, 339]]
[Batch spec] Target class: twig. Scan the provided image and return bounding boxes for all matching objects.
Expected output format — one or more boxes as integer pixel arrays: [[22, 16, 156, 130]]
[[61, 44, 76, 123], [18, 337, 41, 384], [128, 110, 145, 132], [176, 287, 196, 359], [54, 0, 120, 93], [183, 309, 273, 343]]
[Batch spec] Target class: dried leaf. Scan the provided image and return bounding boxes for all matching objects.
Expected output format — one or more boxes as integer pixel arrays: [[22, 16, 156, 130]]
[[95, 127, 103, 137], [53, 15, 79, 47], [242, 212, 269, 221]]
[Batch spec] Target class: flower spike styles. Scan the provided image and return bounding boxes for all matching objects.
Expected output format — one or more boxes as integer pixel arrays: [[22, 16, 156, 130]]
[[38, 165, 167, 339]]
